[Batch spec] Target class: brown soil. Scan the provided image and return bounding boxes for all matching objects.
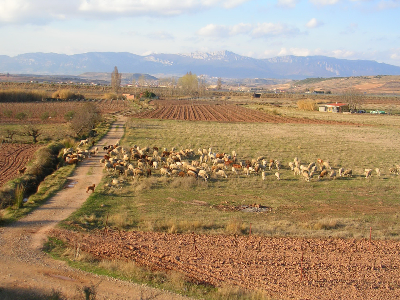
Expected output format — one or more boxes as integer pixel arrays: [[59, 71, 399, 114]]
[[50, 228, 400, 299], [0, 100, 131, 124], [0, 143, 41, 188], [0, 116, 189, 300], [133, 101, 358, 125]]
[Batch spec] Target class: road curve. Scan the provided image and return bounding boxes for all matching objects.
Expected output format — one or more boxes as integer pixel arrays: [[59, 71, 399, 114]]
[[0, 116, 191, 300]]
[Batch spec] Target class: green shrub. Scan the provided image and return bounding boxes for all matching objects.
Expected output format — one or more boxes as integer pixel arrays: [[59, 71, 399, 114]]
[[41, 111, 50, 120], [15, 112, 27, 120], [4, 109, 13, 117], [104, 93, 118, 100], [64, 111, 75, 121]]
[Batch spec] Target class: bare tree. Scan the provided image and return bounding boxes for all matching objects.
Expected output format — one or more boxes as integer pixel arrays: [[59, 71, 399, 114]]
[[217, 77, 222, 90], [5, 129, 18, 142], [111, 66, 122, 95], [178, 72, 198, 96], [69, 103, 101, 138], [24, 126, 41, 143], [342, 88, 363, 112]]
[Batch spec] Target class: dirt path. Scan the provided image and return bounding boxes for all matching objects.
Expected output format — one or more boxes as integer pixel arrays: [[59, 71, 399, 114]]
[[0, 116, 190, 300]]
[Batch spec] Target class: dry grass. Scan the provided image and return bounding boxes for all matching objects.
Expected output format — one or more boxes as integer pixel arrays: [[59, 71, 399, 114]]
[[297, 99, 318, 111]]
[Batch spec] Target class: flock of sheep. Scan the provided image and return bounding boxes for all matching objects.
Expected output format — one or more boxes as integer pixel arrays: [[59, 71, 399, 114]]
[[97, 144, 400, 183]]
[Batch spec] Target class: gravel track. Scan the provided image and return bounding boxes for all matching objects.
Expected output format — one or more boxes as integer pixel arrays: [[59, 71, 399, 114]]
[[0, 116, 190, 300]]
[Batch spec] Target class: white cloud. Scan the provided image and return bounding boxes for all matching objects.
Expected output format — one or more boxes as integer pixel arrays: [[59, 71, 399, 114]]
[[251, 23, 300, 38], [377, 0, 400, 10], [306, 18, 323, 28], [197, 22, 300, 38], [0, 0, 249, 24], [0, 0, 79, 23], [390, 49, 400, 60], [147, 31, 175, 40], [309, 0, 340, 6], [277, 0, 299, 8], [197, 24, 231, 37], [277, 47, 310, 56]]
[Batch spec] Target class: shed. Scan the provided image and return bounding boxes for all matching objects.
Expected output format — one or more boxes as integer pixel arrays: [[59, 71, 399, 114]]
[[319, 103, 349, 113]]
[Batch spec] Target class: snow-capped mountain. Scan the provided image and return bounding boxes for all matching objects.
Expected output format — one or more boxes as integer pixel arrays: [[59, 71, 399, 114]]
[[1, 51, 399, 79]]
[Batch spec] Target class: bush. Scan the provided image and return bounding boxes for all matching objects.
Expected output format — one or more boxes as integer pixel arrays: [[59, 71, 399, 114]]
[[0, 89, 48, 103], [41, 111, 50, 120], [104, 93, 118, 100], [15, 112, 27, 120], [52, 89, 84, 100], [3, 109, 13, 117], [64, 111, 75, 121], [297, 99, 317, 111]]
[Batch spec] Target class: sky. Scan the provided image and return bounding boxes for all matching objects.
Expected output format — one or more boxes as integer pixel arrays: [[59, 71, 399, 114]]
[[0, 0, 399, 66]]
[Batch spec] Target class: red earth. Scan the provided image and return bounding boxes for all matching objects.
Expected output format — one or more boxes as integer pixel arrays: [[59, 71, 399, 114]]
[[133, 101, 358, 125], [0, 143, 40, 188], [50, 228, 400, 300]]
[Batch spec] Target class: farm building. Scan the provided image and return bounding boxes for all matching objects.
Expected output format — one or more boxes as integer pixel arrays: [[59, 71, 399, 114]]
[[123, 94, 135, 100], [319, 103, 349, 113]]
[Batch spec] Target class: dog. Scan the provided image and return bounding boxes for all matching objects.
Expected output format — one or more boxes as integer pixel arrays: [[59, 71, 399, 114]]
[[86, 184, 95, 193]]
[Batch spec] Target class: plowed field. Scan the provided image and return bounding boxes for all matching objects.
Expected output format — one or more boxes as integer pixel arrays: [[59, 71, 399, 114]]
[[134, 102, 356, 125], [0, 100, 130, 124], [51, 228, 400, 299], [0, 143, 40, 187]]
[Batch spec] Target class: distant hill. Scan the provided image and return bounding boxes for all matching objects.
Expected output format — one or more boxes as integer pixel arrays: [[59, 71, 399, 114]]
[[1, 51, 400, 79]]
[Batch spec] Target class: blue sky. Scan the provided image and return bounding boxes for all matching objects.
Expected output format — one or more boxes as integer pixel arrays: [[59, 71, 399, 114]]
[[0, 0, 399, 66]]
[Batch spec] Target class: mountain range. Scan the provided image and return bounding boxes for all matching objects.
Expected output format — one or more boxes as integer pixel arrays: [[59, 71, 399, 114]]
[[1, 51, 400, 80]]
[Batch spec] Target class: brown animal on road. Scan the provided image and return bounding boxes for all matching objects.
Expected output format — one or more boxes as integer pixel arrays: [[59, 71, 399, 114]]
[[86, 184, 95, 193], [18, 167, 27, 174]]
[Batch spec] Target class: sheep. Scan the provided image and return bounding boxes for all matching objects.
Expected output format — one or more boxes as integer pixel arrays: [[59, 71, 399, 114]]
[[288, 162, 294, 171], [329, 170, 337, 180], [114, 165, 125, 175], [375, 168, 381, 177], [232, 166, 238, 175], [302, 170, 310, 182], [338, 167, 345, 177], [268, 160, 274, 170], [364, 168, 373, 178], [198, 169, 209, 181], [133, 168, 144, 177], [187, 170, 198, 178], [293, 167, 301, 176], [275, 172, 281, 180], [275, 160, 281, 171], [214, 169, 228, 178], [160, 167, 171, 176], [78, 138, 89, 147], [343, 169, 352, 177], [389, 167, 399, 175], [125, 169, 134, 177], [318, 170, 328, 180], [261, 171, 266, 181], [294, 157, 300, 168]]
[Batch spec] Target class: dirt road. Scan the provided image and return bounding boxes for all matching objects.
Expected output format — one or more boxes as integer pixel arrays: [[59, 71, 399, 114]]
[[0, 116, 190, 300]]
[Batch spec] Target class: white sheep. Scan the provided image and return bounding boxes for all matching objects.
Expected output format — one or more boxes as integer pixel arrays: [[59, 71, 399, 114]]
[[214, 169, 228, 178], [302, 170, 310, 182], [343, 169, 352, 177], [198, 169, 209, 181], [329, 170, 337, 180], [338, 167, 345, 177], [275, 172, 281, 180], [261, 171, 266, 181], [364, 168, 372, 178], [375, 168, 381, 177], [160, 167, 171, 176]]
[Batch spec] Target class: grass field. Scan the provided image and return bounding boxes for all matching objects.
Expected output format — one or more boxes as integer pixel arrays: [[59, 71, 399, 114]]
[[63, 113, 400, 240]]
